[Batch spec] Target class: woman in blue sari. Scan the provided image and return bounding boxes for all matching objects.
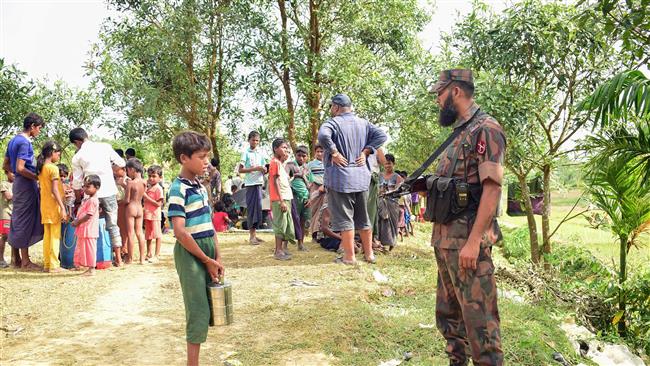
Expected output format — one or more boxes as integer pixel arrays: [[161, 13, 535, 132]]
[[2, 113, 45, 269]]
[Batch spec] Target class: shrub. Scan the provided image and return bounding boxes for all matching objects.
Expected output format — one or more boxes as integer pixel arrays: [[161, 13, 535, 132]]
[[501, 227, 531, 263]]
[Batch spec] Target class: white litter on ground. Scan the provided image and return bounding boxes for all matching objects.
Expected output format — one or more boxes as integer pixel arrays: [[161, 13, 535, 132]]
[[561, 319, 646, 366], [498, 289, 525, 303], [373, 270, 389, 283], [378, 359, 402, 366]]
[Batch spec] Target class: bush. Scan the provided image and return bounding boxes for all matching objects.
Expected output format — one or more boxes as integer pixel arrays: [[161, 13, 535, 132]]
[[610, 270, 650, 355], [545, 245, 612, 283], [543, 245, 649, 356], [501, 227, 531, 263]]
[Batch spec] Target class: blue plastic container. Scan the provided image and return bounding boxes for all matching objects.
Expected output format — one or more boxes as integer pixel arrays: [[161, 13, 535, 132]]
[[59, 218, 112, 269], [60, 222, 77, 269]]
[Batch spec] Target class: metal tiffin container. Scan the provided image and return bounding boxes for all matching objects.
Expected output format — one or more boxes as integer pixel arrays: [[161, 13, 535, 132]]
[[207, 279, 233, 326]]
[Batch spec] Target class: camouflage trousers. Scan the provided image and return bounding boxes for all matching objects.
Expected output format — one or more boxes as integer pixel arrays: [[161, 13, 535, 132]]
[[434, 246, 503, 366]]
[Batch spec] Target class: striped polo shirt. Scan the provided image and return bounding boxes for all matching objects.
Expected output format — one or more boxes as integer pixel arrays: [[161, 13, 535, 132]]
[[167, 176, 214, 239]]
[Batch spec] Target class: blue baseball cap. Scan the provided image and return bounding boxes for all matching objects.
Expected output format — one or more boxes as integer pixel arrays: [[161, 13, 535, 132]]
[[331, 93, 352, 107]]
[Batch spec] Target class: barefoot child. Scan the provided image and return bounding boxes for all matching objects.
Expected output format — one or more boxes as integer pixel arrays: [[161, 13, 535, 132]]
[[37, 141, 69, 273], [144, 165, 164, 262], [72, 175, 101, 276], [125, 158, 146, 264], [287, 145, 311, 251], [0, 169, 14, 268], [168, 131, 224, 366], [238, 131, 267, 245], [113, 164, 129, 263], [269, 138, 295, 260]]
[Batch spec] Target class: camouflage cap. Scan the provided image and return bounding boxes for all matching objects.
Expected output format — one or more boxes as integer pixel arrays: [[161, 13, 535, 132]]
[[429, 69, 474, 93]]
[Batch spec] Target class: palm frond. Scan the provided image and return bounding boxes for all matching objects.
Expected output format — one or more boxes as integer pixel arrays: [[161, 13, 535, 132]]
[[586, 155, 650, 244], [578, 70, 650, 128], [587, 121, 650, 181]]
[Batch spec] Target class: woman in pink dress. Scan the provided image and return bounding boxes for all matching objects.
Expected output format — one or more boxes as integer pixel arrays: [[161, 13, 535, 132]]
[[73, 175, 101, 276]]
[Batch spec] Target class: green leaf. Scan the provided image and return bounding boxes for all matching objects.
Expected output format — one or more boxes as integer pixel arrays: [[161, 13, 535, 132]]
[[612, 309, 625, 325]]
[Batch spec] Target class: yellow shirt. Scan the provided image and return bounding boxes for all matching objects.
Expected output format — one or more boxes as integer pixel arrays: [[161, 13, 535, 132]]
[[38, 163, 64, 224]]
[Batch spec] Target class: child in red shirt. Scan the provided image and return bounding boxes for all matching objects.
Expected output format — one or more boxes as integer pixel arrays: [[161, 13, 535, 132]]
[[212, 201, 232, 232]]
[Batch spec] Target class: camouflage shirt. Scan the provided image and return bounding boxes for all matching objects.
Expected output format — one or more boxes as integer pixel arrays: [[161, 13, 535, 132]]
[[431, 102, 506, 249]]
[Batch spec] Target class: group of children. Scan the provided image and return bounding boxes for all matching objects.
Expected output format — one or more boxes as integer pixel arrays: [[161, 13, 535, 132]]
[[229, 130, 418, 261], [113, 158, 165, 267], [231, 131, 326, 260], [0, 141, 167, 274]]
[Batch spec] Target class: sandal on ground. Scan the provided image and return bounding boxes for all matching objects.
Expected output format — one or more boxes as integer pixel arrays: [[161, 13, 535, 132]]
[[274, 253, 292, 261], [363, 256, 377, 264], [255, 237, 266, 243], [334, 257, 356, 265]]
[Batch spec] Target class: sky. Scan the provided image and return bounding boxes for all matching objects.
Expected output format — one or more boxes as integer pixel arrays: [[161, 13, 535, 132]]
[[0, 0, 509, 89]]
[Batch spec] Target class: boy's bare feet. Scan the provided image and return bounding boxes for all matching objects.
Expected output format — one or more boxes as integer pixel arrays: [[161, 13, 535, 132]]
[[44, 267, 67, 273], [255, 236, 265, 243], [147, 256, 159, 263], [298, 243, 309, 251], [21, 262, 42, 271], [363, 255, 377, 264], [249, 238, 259, 245], [334, 257, 356, 265]]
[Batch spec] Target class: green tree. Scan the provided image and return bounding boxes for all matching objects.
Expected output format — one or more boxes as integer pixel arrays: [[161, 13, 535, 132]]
[[0, 58, 35, 138], [89, 0, 243, 168], [32, 80, 102, 152], [450, 0, 619, 266], [585, 143, 650, 336], [579, 0, 650, 68], [240, 0, 432, 153]]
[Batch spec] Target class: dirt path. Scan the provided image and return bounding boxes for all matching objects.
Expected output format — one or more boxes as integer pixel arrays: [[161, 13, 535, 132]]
[[1, 233, 361, 365], [2, 239, 190, 365]]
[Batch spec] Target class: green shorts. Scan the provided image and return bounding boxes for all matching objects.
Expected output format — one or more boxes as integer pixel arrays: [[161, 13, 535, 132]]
[[174, 236, 216, 344], [272, 200, 296, 242]]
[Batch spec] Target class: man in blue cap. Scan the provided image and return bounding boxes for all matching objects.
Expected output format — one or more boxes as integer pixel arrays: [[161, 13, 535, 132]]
[[317, 93, 387, 264]]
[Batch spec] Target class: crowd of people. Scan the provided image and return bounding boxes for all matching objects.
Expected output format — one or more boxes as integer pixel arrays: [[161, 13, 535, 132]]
[[2, 71, 507, 365], [1, 118, 173, 273], [0, 114, 418, 272]]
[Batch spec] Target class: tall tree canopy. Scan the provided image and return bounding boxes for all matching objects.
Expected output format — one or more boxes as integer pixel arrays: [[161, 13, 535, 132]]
[[448, 0, 620, 265]]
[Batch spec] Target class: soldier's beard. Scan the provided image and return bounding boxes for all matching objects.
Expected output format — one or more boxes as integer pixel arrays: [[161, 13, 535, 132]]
[[438, 94, 458, 127]]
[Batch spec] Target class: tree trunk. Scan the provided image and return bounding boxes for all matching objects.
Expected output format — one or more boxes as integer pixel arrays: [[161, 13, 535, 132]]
[[209, 132, 220, 171], [306, 0, 322, 153], [541, 163, 552, 270], [618, 235, 628, 336], [278, 0, 296, 151], [517, 174, 540, 264]]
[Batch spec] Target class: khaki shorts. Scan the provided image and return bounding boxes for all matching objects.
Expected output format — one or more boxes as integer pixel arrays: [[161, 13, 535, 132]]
[[327, 190, 371, 232]]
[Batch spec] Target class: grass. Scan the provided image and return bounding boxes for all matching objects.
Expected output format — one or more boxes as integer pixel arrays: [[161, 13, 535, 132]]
[[499, 189, 650, 271], [1, 224, 587, 365], [6, 188, 641, 365]]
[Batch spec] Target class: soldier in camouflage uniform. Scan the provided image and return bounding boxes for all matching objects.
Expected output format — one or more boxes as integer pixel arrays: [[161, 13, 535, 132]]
[[429, 69, 506, 365]]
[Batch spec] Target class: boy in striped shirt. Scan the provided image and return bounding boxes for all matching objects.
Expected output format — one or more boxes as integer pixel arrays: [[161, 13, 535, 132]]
[[168, 131, 225, 366]]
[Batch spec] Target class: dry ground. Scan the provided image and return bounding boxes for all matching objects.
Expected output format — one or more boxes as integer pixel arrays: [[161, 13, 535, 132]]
[[1, 232, 438, 365], [1, 226, 582, 365]]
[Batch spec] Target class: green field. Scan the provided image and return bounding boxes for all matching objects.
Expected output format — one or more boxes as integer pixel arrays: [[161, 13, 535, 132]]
[[499, 190, 650, 272]]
